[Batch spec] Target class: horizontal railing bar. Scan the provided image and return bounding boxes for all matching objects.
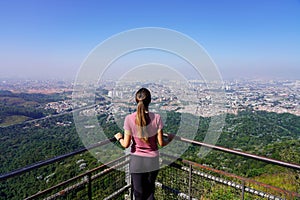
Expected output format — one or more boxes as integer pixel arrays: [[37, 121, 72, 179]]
[[162, 154, 300, 198], [25, 155, 129, 200], [0, 137, 116, 181], [180, 165, 286, 199], [184, 160, 299, 197], [162, 153, 298, 196], [2, 134, 300, 182], [173, 135, 300, 171], [2, 133, 299, 200], [189, 166, 286, 200]]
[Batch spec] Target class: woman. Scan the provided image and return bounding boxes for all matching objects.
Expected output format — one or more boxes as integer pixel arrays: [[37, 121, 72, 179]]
[[114, 88, 172, 200]]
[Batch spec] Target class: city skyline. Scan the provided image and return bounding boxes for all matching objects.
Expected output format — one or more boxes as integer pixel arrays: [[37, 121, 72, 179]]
[[0, 0, 300, 80]]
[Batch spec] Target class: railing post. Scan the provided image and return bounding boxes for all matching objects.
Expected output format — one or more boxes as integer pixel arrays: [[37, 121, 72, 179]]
[[125, 149, 132, 200], [87, 173, 92, 200], [188, 163, 192, 200], [241, 180, 245, 200]]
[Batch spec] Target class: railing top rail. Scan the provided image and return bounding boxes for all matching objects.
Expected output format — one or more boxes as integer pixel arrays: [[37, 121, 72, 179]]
[[173, 135, 300, 171], [0, 137, 116, 181], [1, 134, 300, 181]]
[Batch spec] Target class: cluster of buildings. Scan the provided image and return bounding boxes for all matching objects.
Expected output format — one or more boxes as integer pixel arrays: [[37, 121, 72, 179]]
[[45, 100, 73, 113], [1, 78, 299, 118], [223, 79, 299, 116], [101, 79, 300, 117]]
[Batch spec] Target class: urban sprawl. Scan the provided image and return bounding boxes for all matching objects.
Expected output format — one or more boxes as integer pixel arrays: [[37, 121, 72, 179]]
[[1, 79, 299, 118]]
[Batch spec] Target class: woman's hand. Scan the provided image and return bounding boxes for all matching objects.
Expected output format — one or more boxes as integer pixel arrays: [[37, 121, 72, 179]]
[[167, 133, 175, 141], [114, 133, 123, 141], [114, 132, 131, 148]]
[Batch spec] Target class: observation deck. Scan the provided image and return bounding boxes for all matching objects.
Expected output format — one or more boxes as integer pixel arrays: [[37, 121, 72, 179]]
[[1, 135, 300, 200]]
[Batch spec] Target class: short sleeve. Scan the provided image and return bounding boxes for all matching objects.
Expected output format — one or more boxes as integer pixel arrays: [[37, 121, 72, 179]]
[[157, 114, 164, 130], [123, 115, 131, 131]]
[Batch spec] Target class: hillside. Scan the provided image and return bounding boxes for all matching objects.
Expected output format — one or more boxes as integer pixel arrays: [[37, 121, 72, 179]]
[[0, 92, 299, 199], [0, 90, 68, 126]]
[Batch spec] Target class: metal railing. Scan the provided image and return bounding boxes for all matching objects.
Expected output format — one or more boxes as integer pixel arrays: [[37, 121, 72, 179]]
[[1, 135, 300, 200], [25, 155, 130, 200], [175, 136, 300, 171], [0, 137, 116, 181], [158, 153, 300, 199]]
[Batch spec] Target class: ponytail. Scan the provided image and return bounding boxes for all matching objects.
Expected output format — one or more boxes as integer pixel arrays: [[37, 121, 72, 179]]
[[135, 88, 151, 143]]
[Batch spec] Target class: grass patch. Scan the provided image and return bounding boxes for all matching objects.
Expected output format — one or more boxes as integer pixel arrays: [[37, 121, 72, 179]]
[[0, 115, 31, 127], [0, 97, 38, 106], [253, 172, 299, 193]]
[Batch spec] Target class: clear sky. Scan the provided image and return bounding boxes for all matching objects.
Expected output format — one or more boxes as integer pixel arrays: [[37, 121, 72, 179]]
[[0, 0, 299, 80]]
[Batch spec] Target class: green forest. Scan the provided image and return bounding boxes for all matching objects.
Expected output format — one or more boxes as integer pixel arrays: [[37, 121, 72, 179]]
[[0, 91, 299, 199]]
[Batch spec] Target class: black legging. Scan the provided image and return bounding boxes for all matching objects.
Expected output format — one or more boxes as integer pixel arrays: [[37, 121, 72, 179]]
[[131, 171, 158, 200], [130, 155, 159, 200]]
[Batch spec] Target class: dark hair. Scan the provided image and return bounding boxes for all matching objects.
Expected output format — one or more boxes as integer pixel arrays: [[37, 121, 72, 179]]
[[135, 88, 151, 143]]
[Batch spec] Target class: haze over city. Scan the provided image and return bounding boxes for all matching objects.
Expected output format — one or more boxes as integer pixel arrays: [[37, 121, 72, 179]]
[[0, 0, 300, 80]]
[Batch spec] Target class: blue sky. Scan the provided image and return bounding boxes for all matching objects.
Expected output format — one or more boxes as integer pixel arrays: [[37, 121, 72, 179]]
[[0, 0, 299, 80]]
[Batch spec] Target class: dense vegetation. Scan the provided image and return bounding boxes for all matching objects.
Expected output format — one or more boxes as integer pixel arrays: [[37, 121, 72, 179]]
[[0, 91, 299, 199], [187, 111, 300, 174]]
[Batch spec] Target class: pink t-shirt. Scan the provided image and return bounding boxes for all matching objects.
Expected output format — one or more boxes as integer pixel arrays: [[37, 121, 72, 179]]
[[124, 112, 163, 157]]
